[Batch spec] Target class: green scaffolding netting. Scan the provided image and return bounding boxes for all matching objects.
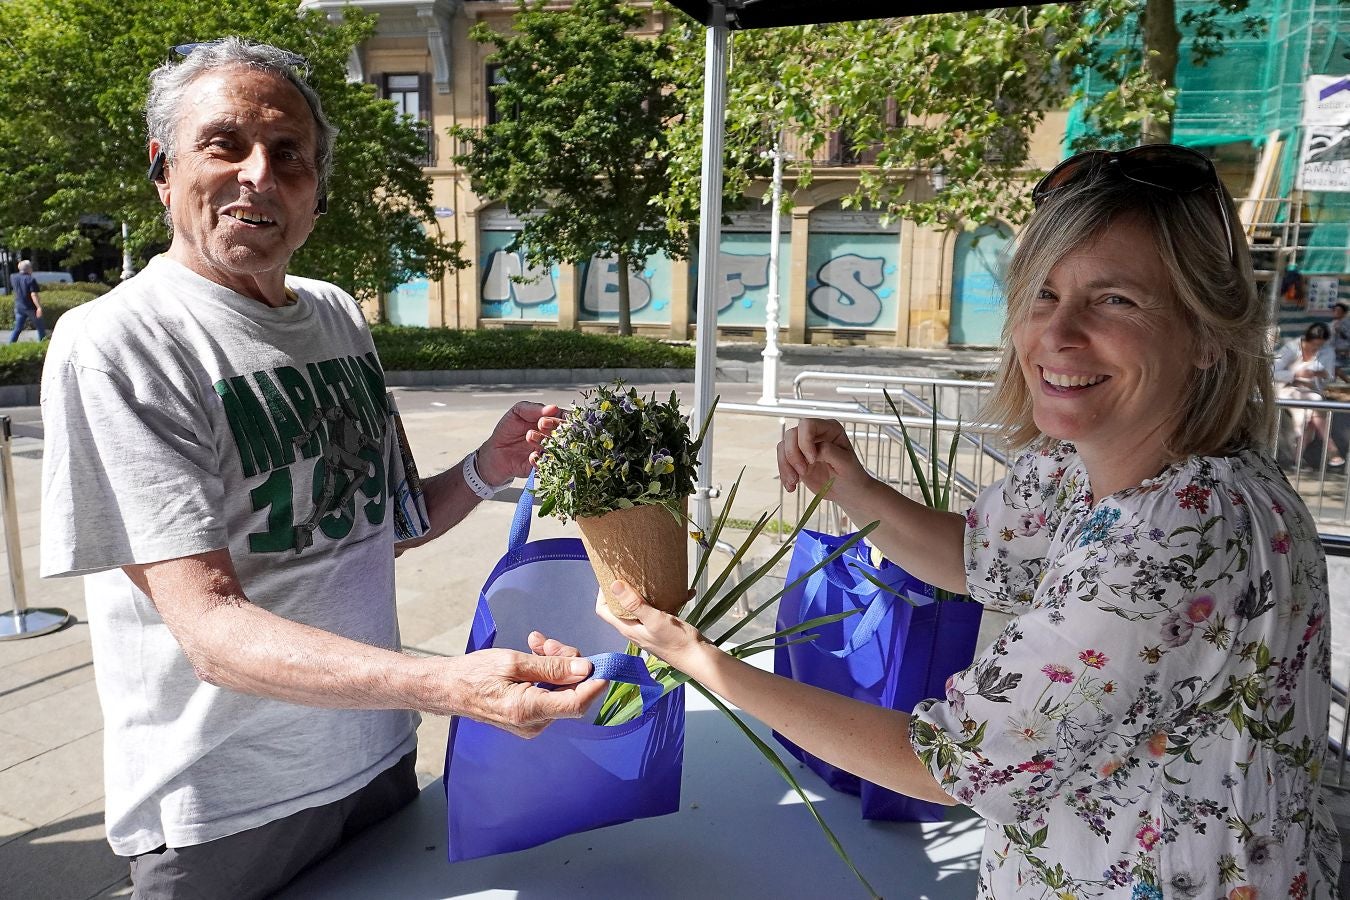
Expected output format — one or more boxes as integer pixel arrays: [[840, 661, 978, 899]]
[[1065, 0, 1350, 273]]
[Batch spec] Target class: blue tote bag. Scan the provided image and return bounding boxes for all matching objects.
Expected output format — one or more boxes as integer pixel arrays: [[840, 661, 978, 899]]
[[443, 476, 685, 862], [773, 528, 982, 821]]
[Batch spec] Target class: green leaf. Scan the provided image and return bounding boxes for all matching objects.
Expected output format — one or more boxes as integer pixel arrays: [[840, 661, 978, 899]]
[[691, 682, 881, 899]]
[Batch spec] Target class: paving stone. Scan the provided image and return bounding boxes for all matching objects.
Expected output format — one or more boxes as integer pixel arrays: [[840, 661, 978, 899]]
[[1, 680, 103, 751], [0, 797, 124, 900], [0, 728, 46, 770], [0, 730, 103, 827]]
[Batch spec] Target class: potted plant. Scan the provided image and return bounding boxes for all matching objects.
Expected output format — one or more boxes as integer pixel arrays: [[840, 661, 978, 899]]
[[534, 382, 707, 618], [534, 381, 884, 897]]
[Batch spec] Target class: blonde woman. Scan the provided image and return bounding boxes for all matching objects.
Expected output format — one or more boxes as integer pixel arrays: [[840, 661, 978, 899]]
[[593, 146, 1340, 899]]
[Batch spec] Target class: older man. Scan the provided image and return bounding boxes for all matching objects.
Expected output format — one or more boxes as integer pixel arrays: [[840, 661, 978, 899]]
[[9, 259, 46, 342], [40, 38, 604, 899]]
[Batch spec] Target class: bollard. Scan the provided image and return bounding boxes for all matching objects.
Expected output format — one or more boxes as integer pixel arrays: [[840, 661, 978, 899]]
[[0, 415, 70, 640]]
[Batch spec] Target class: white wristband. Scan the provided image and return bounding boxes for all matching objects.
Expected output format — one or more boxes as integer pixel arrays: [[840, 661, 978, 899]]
[[463, 450, 511, 499]]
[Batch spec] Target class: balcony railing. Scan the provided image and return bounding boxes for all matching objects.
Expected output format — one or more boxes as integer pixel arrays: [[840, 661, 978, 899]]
[[413, 123, 437, 168]]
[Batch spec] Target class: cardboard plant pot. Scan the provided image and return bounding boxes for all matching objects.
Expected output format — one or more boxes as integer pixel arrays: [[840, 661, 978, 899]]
[[577, 499, 689, 618]]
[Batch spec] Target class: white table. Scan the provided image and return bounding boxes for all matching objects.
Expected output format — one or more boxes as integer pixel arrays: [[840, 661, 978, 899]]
[[280, 682, 985, 899]]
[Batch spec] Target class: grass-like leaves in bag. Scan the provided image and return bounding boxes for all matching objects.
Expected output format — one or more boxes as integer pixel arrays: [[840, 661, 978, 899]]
[[593, 470, 889, 897], [881, 388, 972, 603]]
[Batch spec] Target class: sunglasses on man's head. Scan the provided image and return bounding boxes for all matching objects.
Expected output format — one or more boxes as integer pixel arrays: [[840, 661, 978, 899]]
[[172, 41, 309, 72], [1032, 144, 1237, 268]]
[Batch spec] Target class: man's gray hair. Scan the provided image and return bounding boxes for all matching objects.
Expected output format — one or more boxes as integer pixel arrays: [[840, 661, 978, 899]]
[[145, 37, 339, 195], [16, 260, 31, 274]]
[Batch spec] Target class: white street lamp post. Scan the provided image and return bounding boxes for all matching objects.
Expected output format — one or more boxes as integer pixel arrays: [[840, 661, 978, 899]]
[[759, 142, 786, 405]]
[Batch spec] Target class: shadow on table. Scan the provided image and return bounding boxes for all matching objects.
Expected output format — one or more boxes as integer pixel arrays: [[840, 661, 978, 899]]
[[280, 707, 983, 899]]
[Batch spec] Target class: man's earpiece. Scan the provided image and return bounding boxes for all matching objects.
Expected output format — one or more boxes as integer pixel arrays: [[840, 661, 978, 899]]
[[316, 194, 328, 215], [147, 149, 167, 184]]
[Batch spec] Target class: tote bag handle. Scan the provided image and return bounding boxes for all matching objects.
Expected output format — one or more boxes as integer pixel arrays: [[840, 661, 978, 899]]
[[583, 652, 666, 713], [509, 470, 538, 551], [796, 537, 906, 658]]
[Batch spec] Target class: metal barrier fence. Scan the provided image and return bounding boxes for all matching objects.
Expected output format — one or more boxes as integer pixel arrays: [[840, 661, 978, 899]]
[[727, 371, 1350, 535], [720, 370, 1350, 784]]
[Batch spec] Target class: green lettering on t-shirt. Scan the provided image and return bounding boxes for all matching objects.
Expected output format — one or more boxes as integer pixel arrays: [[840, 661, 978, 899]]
[[214, 379, 260, 478], [338, 356, 382, 440], [275, 366, 320, 459], [305, 362, 337, 434], [229, 376, 284, 473], [358, 352, 387, 410], [252, 372, 300, 468]]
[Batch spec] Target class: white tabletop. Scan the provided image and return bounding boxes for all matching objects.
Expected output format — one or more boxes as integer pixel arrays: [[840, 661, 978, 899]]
[[279, 680, 985, 900]]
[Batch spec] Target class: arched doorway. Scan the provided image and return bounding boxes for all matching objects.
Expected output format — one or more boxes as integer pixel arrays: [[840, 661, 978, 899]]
[[950, 221, 1013, 346]]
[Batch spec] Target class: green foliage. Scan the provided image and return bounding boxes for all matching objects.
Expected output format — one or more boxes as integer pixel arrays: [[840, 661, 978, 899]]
[[534, 382, 700, 521], [660, 6, 1106, 231], [658, 0, 1257, 229], [1069, 0, 1266, 147], [0, 343, 48, 384], [368, 326, 693, 371], [0, 326, 693, 386], [0, 0, 462, 297], [595, 473, 884, 897], [52, 282, 112, 297], [0, 291, 95, 330], [452, 0, 685, 334]]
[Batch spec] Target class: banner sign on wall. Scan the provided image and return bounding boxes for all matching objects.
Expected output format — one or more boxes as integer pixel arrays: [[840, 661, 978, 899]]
[[1299, 76, 1350, 193]]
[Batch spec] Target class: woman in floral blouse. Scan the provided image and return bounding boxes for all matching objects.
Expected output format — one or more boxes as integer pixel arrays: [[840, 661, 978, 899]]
[[597, 146, 1341, 899]]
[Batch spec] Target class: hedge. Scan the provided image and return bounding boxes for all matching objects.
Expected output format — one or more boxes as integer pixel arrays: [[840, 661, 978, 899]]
[[369, 325, 694, 371], [0, 289, 99, 331], [0, 325, 695, 387], [0, 342, 48, 385]]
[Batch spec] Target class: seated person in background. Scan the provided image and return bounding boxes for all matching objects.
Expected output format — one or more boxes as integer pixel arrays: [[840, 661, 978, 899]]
[[590, 146, 1341, 899], [1331, 301, 1350, 381], [1274, 321, 1342, 467]]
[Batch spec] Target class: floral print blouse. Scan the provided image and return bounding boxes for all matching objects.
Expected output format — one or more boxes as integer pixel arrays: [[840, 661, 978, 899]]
[[910, 443, 1342, 899]]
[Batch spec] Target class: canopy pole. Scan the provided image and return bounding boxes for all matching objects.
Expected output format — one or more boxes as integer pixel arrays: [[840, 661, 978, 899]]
[[691, 5, 729, 597]]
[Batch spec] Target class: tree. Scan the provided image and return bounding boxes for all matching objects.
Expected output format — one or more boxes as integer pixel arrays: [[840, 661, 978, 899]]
[[0, 0, 462, 298], [452, 0, 684, 336], [656, 0, 1261, 232], [659, 5, 1114, 232], [1079, 0, 1266, 146]]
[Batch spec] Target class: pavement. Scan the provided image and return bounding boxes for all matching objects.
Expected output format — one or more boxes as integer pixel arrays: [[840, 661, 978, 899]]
[[0, 341, 1347, 899]]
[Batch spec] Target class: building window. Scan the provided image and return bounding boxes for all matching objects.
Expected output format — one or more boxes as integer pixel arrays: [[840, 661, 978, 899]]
[[382, 72, 434, 167], [384, 73, 426, 121], [486, 64, 512, 125]]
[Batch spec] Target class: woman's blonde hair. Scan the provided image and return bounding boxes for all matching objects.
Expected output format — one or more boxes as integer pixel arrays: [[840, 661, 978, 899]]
[[982, 165, 1275, 458]]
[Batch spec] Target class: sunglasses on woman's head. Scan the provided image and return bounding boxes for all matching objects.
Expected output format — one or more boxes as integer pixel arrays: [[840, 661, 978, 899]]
[[1032, 144, 1237, 268]]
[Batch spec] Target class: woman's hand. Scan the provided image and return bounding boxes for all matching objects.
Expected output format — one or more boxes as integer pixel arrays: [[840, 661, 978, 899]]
[[595, 580, 712, 676], [777, 418, 870, 497]]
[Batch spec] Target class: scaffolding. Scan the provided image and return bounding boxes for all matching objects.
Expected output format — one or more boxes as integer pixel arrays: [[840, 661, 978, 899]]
[[1069, 0, 1350, 278]]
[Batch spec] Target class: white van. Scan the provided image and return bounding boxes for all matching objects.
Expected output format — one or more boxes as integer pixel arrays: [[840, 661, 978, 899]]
[[32, 271, 73, 286]]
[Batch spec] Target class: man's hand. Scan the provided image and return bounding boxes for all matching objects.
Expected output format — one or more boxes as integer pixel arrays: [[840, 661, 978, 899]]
[[475, 402, 561, 487], [434, 644, 606, 738]]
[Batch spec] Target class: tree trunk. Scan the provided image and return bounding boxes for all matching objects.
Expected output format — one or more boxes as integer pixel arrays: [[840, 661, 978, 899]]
[[616, 249, 633, 337], [1141, 0, 1181, 144]]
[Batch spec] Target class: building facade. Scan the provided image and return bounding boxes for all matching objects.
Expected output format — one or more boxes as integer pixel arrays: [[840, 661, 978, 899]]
[[299, 0, 1069, 347]]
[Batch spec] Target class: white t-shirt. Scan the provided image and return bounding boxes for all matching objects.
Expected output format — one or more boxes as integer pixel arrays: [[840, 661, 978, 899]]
[[40, 256, 417, 855]]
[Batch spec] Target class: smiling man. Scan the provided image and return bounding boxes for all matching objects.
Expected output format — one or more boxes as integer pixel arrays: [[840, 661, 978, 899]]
[[38, 38, 605, 900]]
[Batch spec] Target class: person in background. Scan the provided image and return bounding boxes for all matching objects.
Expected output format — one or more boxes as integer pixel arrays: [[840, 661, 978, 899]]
[[1330, 301, 1350, 381], [9, 259, 46, 342], [1274, 321, 1342, 467], [594, 146, 1340, 898], [39, 37, 604, 900]]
